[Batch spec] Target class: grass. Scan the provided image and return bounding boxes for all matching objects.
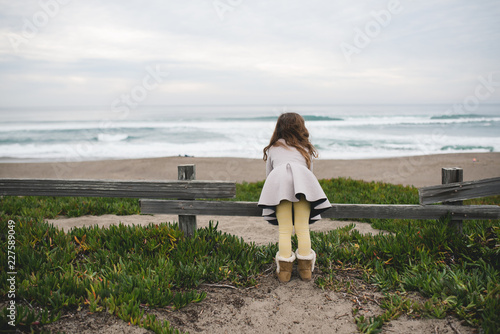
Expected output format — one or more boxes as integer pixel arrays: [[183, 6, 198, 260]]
[[1, 177, 499, 333]]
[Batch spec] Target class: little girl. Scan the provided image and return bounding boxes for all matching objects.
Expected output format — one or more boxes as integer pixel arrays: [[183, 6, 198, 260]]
[[258, 113, 331, 283]]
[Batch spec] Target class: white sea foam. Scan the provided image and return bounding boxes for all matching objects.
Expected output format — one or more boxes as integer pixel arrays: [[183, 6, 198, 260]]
[[97, 133, 129, 142], [0, 105, 498, 162]]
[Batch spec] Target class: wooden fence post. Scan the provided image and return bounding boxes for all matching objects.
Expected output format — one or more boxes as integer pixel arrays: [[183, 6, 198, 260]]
[[442, 167, 463, 234], [178, 164, 197, 237]]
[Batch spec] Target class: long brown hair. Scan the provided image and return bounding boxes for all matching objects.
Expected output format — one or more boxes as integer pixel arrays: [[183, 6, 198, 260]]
[[263, 113, 318, 168]]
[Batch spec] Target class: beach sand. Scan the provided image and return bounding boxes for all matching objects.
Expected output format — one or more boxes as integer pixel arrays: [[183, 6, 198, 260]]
[[2, 153, 497, 333], [1, 152, 498, 187]]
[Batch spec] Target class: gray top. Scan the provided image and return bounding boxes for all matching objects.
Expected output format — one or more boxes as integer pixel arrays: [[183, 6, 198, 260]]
[[266, 139, 313, 176], [258, 139, 331, 225]]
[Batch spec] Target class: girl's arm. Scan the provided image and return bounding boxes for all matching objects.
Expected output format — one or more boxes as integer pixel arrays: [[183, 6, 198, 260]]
[[266, 155, 273, 177]]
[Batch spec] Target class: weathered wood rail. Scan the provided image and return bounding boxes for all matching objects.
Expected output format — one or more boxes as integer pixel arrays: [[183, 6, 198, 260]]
[[1, 165, 499, 236], [0, 178, 235, 199], [419, 176, 500, 205], [418, 169, 500, 233], [140, 199, 500, 220]]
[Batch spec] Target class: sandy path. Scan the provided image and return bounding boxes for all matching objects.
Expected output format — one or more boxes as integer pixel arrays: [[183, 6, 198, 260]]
[[47, 214, 390, 244]]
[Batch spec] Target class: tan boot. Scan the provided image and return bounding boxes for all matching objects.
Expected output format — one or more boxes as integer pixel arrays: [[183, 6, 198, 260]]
[[296, 250, 316, 281], [275, 251, 296, 283]]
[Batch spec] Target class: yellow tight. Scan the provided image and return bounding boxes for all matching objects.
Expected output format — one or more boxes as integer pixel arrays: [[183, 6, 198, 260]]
[[275, 196, 311, 258]]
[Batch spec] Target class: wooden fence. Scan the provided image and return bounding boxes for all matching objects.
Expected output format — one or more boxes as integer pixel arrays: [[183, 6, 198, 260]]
[[1, 165, 499, 236]]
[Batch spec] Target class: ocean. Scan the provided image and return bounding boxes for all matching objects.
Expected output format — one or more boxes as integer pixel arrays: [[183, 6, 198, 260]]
[[0, 104, 499, 162]]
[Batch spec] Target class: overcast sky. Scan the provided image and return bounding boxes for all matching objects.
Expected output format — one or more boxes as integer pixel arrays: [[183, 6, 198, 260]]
[[1, 0, 499, 108]]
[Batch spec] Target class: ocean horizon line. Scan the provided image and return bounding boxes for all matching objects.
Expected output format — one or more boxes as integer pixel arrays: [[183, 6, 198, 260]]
[[0, 104, 498, 162]]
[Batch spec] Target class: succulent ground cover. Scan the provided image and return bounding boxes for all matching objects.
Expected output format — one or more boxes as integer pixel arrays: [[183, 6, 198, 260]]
[[1, 178, 498, 333]]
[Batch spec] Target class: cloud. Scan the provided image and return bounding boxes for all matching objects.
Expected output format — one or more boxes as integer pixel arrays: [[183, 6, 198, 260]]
[[0, 0, 499, 107]]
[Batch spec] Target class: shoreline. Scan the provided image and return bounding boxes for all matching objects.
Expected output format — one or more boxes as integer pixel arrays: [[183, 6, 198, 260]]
[[0, 149, 497, 163], [1, 152, 499, 188]]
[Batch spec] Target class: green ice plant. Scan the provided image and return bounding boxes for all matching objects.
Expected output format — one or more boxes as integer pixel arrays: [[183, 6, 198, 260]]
[[0, 304, 61, 330], [0, 178, 499, 333], [0, 196, 274, 333]]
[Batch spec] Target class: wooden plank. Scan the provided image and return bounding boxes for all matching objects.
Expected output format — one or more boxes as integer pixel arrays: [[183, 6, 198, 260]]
[[442, 167, 463, 185], [441, 168, 463, 234], [324, 204, 500, 220], [178, 164, 196, 182], [0, 178, 236, 199], [178, 165, 197, 237], [140, 199, 262, 217], [140, 200, 500, 220], [419, 176, 500, 205]]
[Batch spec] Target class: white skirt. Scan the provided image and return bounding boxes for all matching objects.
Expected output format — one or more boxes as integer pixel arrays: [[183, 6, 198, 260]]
[[257, 162, 331, 225]]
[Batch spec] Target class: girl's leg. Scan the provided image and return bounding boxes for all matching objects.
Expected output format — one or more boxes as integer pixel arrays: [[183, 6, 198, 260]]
[[275, 200, 293, 258], [293, 196, 311, 256], [275, 200, 295, 283], [294, 196, 315, 281]]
